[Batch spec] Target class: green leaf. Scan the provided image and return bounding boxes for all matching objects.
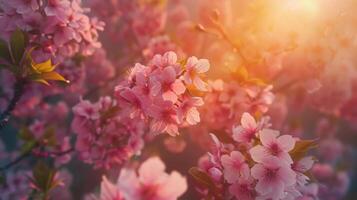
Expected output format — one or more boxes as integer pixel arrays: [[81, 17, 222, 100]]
[[18, 127, 35, 142], [20, 140, 37, 153], [32, 161, 60, 194], [290, 139, 318, 161], [42, 127, 57, 147], [10, 29, 27, 64], [0, 38, 11, 62]]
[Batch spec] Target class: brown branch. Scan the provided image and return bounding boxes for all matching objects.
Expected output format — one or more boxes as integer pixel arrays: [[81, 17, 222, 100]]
[[0, 78, 26, 131]]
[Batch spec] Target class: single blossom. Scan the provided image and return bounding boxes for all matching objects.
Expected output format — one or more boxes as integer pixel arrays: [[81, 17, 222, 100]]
[[177, 96, 204, 125], [249, 128, 296, 164], [148, 100, 180, 136], [292, 156, 315, 186], [232, 112, 259, 143], [157, 66, 186, 103], [183, 56, 210, 91], [99, 176, 124, 200], [251, 157, 296, 199], [229, 175, 257, 200], [221, 151, 250, 183], [118, 157, 187, 200]]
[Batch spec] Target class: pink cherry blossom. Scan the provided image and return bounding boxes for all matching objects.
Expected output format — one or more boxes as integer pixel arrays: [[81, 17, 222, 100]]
[[148, 100, 180, 136], [158, 66, 186, 103], [97, 176, 124, 200], [183, 56, 210, 91], [232, 112, 259, 143], [292, 156, 315, 186], [229, 175, 257, 200], [221, 151, 249, 183], [177, 96, 204, 125], [118, 157, 187, 200], [249, 128, 296, 164], [251, 157, 296, 199]]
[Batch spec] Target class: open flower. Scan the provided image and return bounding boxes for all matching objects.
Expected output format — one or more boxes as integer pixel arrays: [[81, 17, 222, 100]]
[[221, 151, 250, 183], [251, 157, 296, 199], [183, 56, 210, 91], [232, 112, 259, 143], [229, 175, 257, 200], [148, 100, 180, 136], [158, 66, 186, 103], [177, 96, 204, 125], [249, 129, 296, 164], [292, 156, 315, 186], [118, 157, 187, 200], [98, 176, 124, 200]]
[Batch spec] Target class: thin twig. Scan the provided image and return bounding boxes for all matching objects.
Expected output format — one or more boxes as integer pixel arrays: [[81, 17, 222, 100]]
[[0, 142, 38, 172], [47, 148, 74, 157], [0, 78, 26, 131]]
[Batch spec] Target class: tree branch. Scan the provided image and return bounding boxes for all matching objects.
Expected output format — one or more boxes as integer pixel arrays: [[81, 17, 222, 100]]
[[0, 78, 26, 130], [0, 142, 38, 172]]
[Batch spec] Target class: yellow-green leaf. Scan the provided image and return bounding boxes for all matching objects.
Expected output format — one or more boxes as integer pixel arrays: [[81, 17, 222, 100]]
[[31, 59, 56, 73], [290, 139, 319, 161], [0, 39, 11, 62], [10, 29, 26, 64], [33, 78, 50, 86], [41, 71, 68, 82]]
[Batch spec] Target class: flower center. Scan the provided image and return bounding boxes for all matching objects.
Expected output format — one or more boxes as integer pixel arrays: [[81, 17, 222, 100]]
[[269, 143, 282, 156]]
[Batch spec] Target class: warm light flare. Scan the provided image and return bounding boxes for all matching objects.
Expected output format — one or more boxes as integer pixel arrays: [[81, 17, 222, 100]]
[[286, 0, 320, 15]]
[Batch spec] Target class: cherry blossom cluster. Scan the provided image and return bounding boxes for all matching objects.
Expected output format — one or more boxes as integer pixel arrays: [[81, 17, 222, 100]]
[[194, 112, 316, 200], [203, 80, 274, 131], [0, 0, 104, 63], [0, 169, 72, 200], [87, 0, 167, 60], [27, 101, 72, 166], [87, 157, 187, 200], [71, 96, 145, 169], [115, 51, 210, 136], [0, 170, 31, 200]]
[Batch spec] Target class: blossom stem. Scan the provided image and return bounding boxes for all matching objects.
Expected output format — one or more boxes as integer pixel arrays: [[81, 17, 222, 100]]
[[0, 78, 26, 131], [0, 142, 38, 172], [47, 148, 74, 157]]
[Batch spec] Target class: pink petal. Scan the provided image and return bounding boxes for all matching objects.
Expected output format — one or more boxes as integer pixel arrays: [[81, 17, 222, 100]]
[[279, 164, 297, 186], [193, 76, 208, 91], [183, 72, 192, 84], [241, 112, 257, 129], [186, 107, 200, 125], [186, 56, 198, 68], [138, 157, 166, 183], [150, 120, 166, 133], [279, 152, 294, 164], [232, 126, 245, 142], [162, 66, 177, 83], [117, 169, 140, 198], [164, 51, 177, 65], [149, 78, 161, 96], [296, 156, 314, 172], [249, 145, 269, 163], [158, 171, 187, 199], [100, 176, 118, 200], [166, 124, 179, 136], [277, 135, 296, 152], [172, 79, 186, 95], [191, 97, 204, 106], [251, 163, 265, 179], [163, 90, 178, 103], [195, 59, 210, 73], [260, 129, 280, 147]]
